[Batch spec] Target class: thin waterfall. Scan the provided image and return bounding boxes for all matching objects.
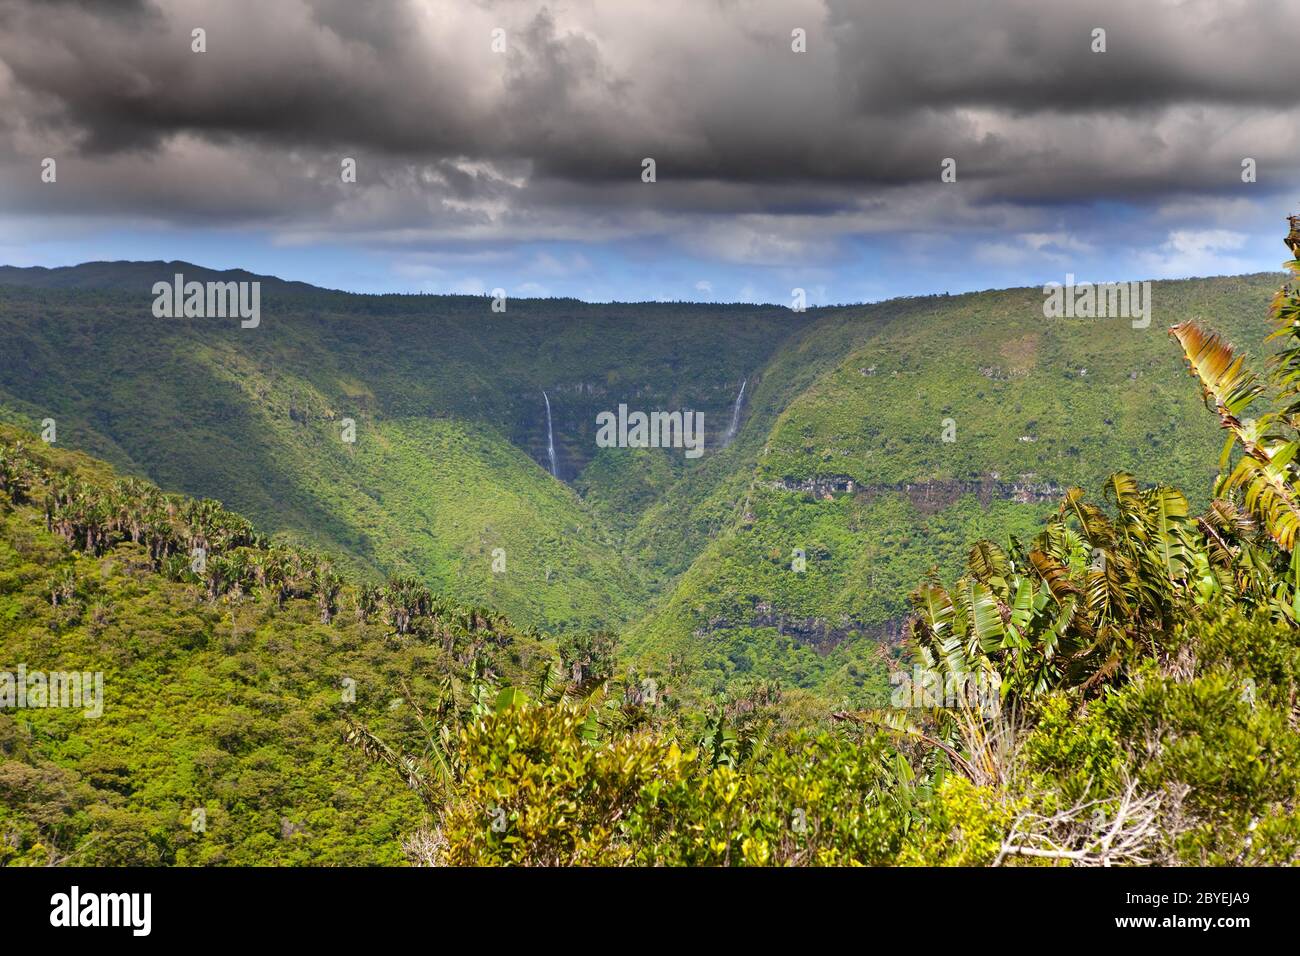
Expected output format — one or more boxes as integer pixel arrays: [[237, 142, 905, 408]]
[[542, 391, 559, 478], [723, 379, 747, 446]]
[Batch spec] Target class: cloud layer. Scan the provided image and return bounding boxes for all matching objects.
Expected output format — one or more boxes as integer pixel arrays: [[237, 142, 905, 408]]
[[2, 0, 1297, 296]]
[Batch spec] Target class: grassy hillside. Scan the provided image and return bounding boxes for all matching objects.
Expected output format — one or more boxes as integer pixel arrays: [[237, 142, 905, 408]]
[[5, 250, 1300, 868], [0, 426, 557, 864], [0, 276, 800, 631], [623, 274, 1283, 696], [0, 264, 1285, 697], [8, 419, 1295, 867]]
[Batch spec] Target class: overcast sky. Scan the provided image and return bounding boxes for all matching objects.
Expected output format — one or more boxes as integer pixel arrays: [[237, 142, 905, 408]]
[[2, 0, 1298, 302]]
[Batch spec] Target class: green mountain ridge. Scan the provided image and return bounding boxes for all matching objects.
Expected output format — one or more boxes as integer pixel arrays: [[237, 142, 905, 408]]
[[623, 274, 1281, 695], [0, 263, 1284, 698]]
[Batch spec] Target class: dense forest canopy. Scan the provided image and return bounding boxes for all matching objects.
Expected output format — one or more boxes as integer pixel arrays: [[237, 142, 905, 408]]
[[3, 218, 1300, 866], [0, 257, 1282, 701]]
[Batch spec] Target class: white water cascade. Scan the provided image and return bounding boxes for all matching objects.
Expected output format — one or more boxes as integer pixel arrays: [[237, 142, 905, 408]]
[[723, 379, 747, 446], [542, 391, 559, 478]]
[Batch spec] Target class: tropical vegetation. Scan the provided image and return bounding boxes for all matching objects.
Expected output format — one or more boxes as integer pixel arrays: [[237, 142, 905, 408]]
[[3, 218, 1300, 865]]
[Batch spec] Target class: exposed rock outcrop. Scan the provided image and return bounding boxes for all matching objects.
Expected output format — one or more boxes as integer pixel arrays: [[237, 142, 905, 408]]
[[766, 475, 1065, 511], [696, 604, 908, 656]]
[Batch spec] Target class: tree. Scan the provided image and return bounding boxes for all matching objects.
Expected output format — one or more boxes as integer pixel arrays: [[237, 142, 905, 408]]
[[1170, 212, 1300, 622]]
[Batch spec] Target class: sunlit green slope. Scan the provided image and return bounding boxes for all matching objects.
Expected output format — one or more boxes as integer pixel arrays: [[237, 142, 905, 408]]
[[623, 273, 1281, 698]]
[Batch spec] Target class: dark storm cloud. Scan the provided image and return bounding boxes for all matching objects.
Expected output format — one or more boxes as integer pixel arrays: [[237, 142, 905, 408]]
[[0, 0, 625, 160], [825, 0, 1300, 114], [1, 0, 1298, 248]]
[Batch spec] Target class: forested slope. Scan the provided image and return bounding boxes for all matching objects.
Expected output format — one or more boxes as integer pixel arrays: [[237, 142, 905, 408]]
[[0, 265, 1284, 697]]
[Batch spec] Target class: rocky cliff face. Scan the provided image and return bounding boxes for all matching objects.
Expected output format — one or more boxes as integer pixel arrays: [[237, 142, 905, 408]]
[[697, 603, 908, 655], [767, 474, 1065, 512], [511, 381, 751, 479]]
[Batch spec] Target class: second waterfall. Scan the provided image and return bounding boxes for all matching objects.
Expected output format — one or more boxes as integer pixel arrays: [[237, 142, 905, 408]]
[[542, 390, 559, 478]]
